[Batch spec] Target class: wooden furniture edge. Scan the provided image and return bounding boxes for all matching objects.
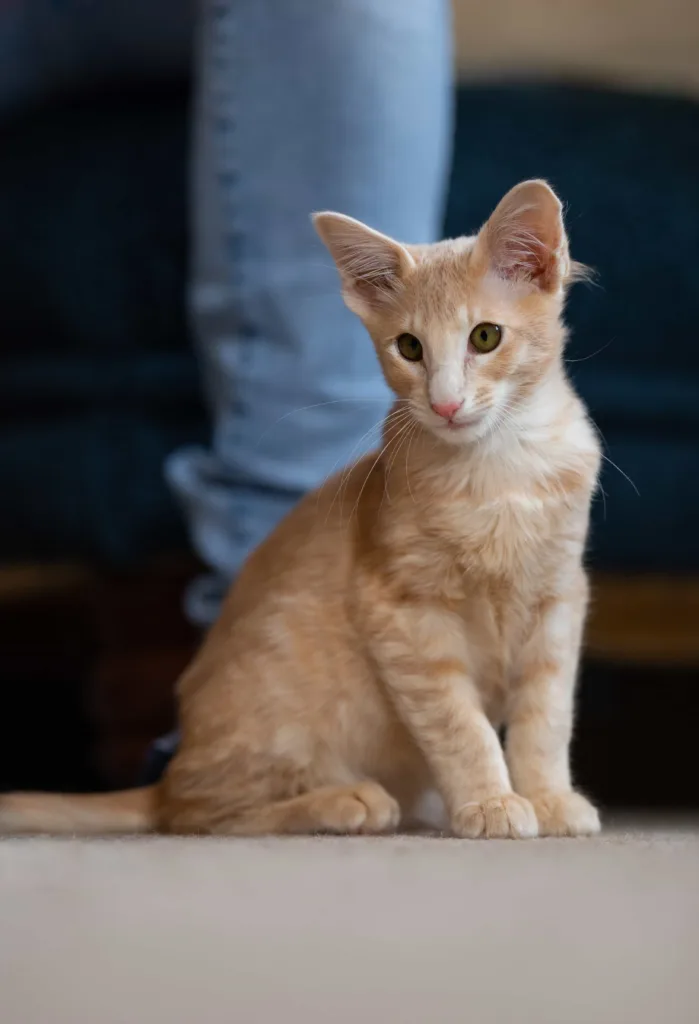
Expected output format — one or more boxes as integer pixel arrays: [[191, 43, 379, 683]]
[[1, 563, 698, 666]]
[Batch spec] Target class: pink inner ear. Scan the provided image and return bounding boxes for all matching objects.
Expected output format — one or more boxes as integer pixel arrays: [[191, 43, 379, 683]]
[[355, 270, 401, 295], [499, 236, 544, 280], [491, 212, 559, 285], [480, 182, 566, 292]]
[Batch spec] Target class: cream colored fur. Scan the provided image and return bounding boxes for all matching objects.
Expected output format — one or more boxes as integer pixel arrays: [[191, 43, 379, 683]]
[[0, 181, 601, 838]]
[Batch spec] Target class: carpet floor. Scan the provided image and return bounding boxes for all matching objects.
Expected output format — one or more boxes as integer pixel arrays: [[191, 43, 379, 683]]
[[1, 820, 697, 1024]]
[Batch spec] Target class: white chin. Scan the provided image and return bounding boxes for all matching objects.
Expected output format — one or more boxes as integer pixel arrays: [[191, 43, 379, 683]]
[[432, 416, 492, 445]]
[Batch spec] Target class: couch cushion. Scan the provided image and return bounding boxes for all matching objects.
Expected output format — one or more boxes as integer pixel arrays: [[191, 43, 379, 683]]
[[0, 86, 189, 362], [1, 84, 698, 570]]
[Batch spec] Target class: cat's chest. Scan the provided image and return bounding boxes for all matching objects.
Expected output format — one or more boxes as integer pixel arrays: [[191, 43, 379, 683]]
[[384, 454, 590, 621], [428, 490, 566, 588]]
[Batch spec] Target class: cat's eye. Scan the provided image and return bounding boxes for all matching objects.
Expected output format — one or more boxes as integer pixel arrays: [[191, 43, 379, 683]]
[[396, 333, 423, 362], [469, 322, 502, 354]]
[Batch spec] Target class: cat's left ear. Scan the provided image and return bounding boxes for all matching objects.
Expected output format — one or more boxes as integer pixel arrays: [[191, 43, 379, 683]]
[[473, 180, 573, 293], [313, 212, 415, 316]]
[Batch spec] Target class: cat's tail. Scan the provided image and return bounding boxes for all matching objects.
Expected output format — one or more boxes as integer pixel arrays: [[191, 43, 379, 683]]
[[0, 786, 159, 835]]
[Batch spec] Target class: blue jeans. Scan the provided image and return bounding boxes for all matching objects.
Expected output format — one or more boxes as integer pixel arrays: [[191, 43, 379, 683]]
[[172, 0, 453, 624]]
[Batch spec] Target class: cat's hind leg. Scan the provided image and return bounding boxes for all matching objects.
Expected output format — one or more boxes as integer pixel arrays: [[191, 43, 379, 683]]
[[166, 781, 401, 836], [215, 781, 400, 836]]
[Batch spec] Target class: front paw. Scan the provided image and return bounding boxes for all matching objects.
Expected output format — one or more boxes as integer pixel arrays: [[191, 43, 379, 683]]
[[451, 794, 538, 839], [531, 791, 601, 837]]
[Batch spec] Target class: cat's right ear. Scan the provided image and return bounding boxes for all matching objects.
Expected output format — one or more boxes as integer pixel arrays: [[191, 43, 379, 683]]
[[312, 212, 414, 316]]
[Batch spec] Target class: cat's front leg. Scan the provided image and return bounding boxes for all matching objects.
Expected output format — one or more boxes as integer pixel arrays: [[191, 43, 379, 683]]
[[506, 588, 600, 837], [367, 602, 537, 839]]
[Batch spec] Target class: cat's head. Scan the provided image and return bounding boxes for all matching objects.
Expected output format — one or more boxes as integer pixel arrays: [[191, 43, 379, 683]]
[[314, 180, 586, 446]]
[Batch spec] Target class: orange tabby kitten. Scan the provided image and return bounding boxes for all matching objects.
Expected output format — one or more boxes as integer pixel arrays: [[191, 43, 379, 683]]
[[0, 180, 601, 838]]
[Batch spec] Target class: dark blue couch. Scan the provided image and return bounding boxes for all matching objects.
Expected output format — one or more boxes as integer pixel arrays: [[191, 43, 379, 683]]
[[2, 83, 699, 572]]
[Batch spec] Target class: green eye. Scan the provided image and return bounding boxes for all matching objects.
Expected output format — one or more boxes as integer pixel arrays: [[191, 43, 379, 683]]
[[396, 333, 423, 362], [469, 322, 502, 353]]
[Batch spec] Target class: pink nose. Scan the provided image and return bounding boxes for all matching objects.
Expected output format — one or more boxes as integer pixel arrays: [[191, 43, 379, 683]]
[[431, 400, 463, 421]]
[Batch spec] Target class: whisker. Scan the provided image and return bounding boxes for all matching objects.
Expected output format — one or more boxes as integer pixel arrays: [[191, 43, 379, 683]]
[[565, 339, 614, 365], [380, 419, 417, 513], [256, 398, 397, 447], [346, 410, 416, 525], [592, 419, 640, 498], [404, 422, 419, 504], [381, 418, 414, 503], [322, 419, 386, 520], [347, 437, 397, 526], [600, 453, 640, 496], [331, 405, 409, 480], [324, 407, 413, 523]]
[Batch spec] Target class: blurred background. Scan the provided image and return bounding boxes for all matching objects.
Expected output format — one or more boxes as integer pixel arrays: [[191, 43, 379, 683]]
[[0, 0, 698, 809]]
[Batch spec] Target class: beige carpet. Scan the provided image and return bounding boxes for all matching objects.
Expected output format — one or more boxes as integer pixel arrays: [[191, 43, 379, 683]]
[[1, 822, 698, 1023]]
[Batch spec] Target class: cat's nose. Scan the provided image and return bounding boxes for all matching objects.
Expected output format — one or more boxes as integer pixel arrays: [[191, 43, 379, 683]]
[[431, 400, 463, 421]]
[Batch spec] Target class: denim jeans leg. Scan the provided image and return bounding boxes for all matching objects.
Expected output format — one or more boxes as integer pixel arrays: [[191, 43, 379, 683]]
[[166, 0, 453, 627]]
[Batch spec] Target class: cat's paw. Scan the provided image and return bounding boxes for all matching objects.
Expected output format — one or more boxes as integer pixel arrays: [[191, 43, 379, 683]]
[[530, 790, 601, 837], [313, 782, 401, 834], [451, 794, 538, 839]]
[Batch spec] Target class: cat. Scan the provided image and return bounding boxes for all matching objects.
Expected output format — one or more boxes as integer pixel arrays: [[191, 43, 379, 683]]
[[0, 180, 601, 838]]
